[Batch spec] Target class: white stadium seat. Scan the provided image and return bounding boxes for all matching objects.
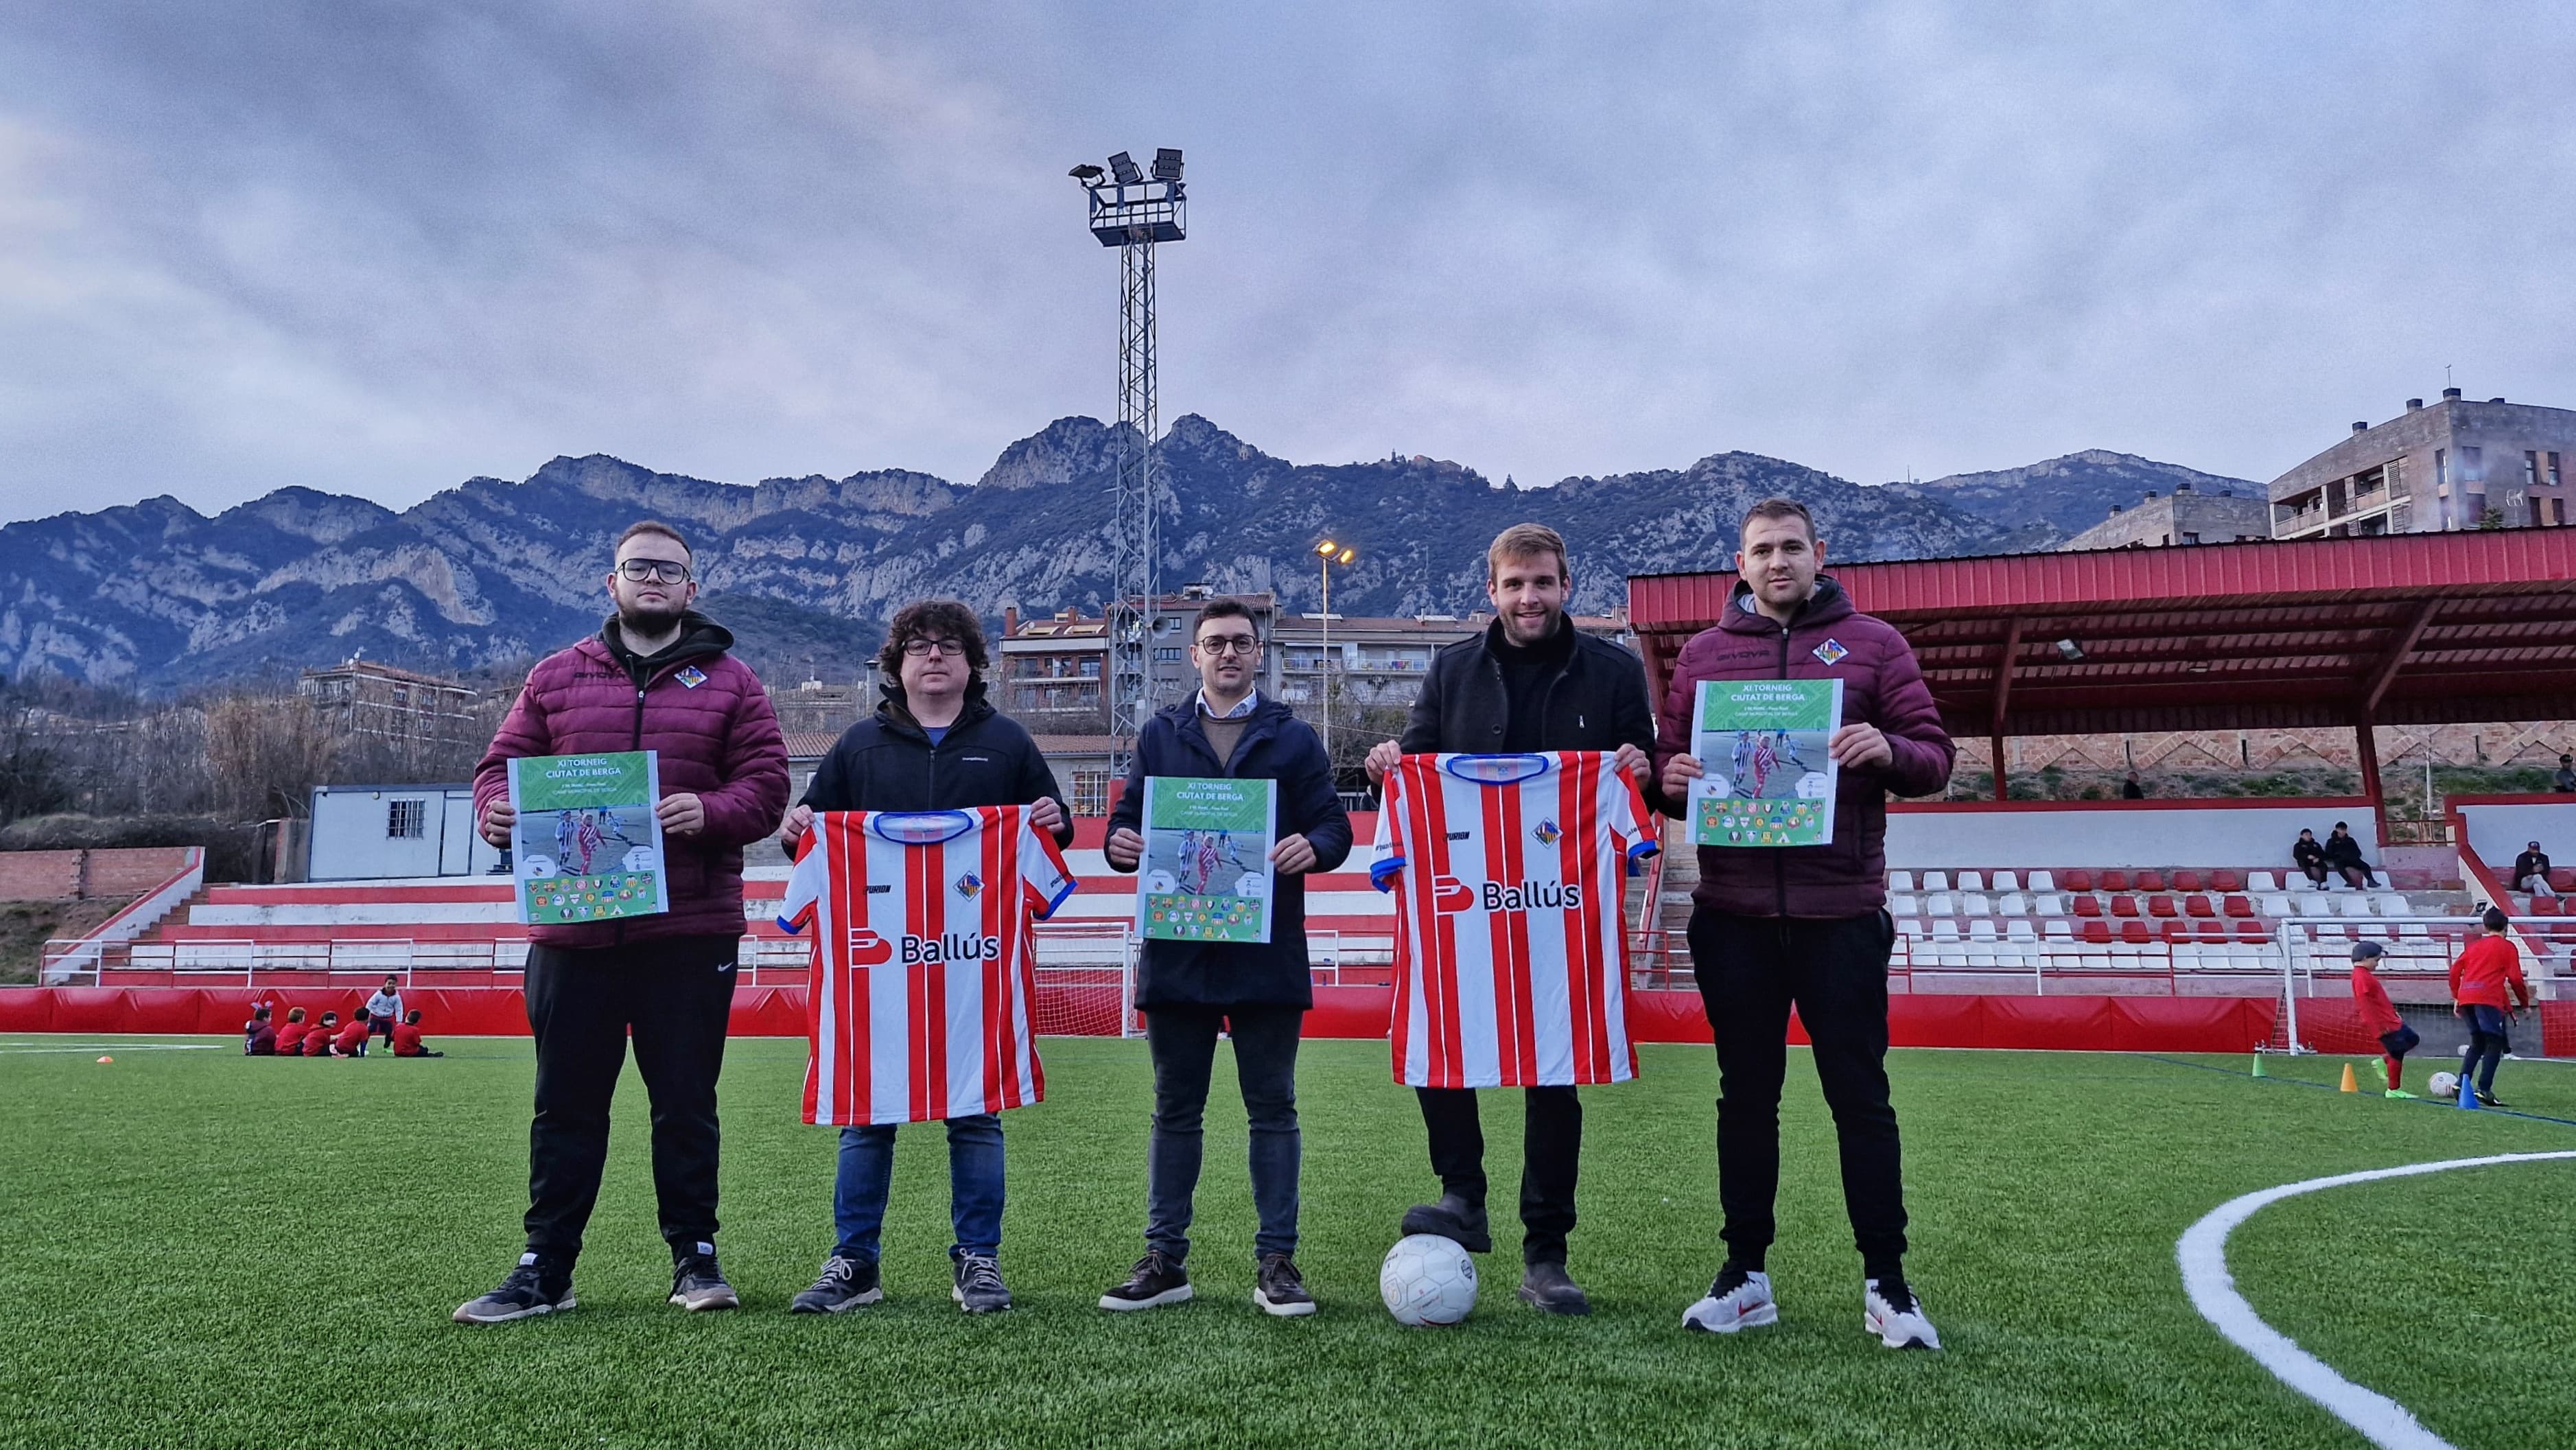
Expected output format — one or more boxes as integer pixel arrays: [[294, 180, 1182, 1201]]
[[1922, 872, 1951, 892], [1888, 894, 1920, 915], [1960, 894, 1993, 917], [1925, 893, 1956, 916], [1888, 871, 1915, 892], [1969, 919, 1999, 942], [2247, 872, 2279, 893], [2259, 893, 2295, 917], [1932, 919, 1962, 942], [1956, 871, 1985, 892], [1897, 918, 1925, 938], [2026, 870, 2055, 892], [2032, 893, 2065, 916], [1990, 871, 2019, 891], [2293, 893, 2330, 915], [2374, 894, 2411, 915], [2043, 920, 2073, 940], [2006, 920, 2037, 942], [2337, 894, 2374, 917], [2397, 922, 2428, 939]]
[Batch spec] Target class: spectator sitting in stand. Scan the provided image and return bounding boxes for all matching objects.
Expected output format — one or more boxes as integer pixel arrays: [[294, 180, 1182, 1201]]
[[392, 1010, 444, 1059], [2556, 753, 2575, 793], [274, 1007, 310, 1055], [2291, 829, 2331, 889], [365, 975, 404, 1051], [244, 1004, 277, 1057], [2120, 769, 2146, 800], [332, 1008, 373, 1057], [2322, 822, 2378, 889], [2511, 841, 2556, 900]]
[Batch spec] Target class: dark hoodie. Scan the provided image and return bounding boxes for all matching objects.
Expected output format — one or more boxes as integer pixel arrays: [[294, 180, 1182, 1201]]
[[799, 678, 1072, 847], [1652, 576, 1954, 918]]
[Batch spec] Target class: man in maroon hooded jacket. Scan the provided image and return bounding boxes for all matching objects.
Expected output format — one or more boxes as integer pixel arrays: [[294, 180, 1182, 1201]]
[[453, 519, 789, 1325], [1655, 498, 1954, 1351]]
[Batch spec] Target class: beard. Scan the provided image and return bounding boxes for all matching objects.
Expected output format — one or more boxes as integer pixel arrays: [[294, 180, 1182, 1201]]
[[618, 600, 684, 637]]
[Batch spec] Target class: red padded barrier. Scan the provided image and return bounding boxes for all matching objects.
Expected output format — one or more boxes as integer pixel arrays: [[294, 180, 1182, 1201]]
[[0, 987, 2275, 1053]]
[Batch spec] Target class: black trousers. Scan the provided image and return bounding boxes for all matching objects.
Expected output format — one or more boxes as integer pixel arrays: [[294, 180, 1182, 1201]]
[[522, 936, 739, 1260], [1687, 907, 1908, 1272], [1416, 1085, 1582, 1265]]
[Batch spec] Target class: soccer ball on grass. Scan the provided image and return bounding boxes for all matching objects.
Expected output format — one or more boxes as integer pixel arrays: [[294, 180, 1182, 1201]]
[[1380, 1234, 1478, 1326], [2426, 1071, 2459, 1100]]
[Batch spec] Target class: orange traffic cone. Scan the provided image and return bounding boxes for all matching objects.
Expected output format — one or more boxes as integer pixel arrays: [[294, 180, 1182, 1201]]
[[2339, 1063, 2359, 1093]]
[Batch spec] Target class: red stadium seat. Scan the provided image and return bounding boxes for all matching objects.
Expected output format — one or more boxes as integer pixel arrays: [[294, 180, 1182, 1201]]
[[2121, 920, 2154, 944], [2061, 870, 2094, 892], [2134, 870, 2166, 892], [2553, 869, 2576, 893], [2223, 895, 2256, 917], [2197, 920, 2228, 942], [2185, 893, 2217, 918], [2111, 895, 2141, 918], [2148, 895, 2179, 919], [2531, 896, 2563, 916], [2236, 919, 2271, 942], [2210, 869, 2244, 891], [2170, 869, 2203, 892], [2081, 920, 2113, 944], [2100, 870, 2131, 891], [2073, 896, 2104, 917], [2161, 920, 2192, 944]]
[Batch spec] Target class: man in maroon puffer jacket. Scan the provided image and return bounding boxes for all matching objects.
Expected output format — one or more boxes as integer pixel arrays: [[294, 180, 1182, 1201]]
[[1656, 497, 1954, 1351], [452, 519, 788, 1326]]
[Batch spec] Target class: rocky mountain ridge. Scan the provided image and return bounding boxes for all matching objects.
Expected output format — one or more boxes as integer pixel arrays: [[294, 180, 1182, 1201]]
[[0, 419, 2260, 692]]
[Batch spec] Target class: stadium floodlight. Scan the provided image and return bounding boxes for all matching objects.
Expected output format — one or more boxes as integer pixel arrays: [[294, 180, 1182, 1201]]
[[1108, 151, 1144, 185], [2054, 638, 2085, 662], [1318, 541, 1356, 761], [1316, 539, 1337, 556], [1068, 163, 1105, 182], [1152, 148, 1184, 181]]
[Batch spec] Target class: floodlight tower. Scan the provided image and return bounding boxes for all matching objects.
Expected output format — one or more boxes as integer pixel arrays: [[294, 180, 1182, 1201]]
[[1070, 148, 1186, 777]]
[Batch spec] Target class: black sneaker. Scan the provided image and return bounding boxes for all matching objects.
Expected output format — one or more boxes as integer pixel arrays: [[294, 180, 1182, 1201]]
[[1254, 1254, 1316, 1317], [1099, 1250, 1193, 1311], [952, 1254, 1011, 1313], [669, 1244, 740, 1312], [2477, 1091, 2509, 1108], [1517, 1260, 1591, 1316], [452, 1252, 575, 1324], [788, 1254, 880, 1314], [1398, 1192, 1493, 1254]]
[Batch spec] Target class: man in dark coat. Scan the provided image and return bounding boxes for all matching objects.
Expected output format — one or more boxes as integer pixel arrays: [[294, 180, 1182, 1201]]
[[1096, 598, 1349, 1318], [778, 599, 1070, 1316], [1361, 523, 1661, 1316]]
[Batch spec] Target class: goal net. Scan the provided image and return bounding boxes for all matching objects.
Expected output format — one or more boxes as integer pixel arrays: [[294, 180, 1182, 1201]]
[[1031, 922, 1139, 1038]]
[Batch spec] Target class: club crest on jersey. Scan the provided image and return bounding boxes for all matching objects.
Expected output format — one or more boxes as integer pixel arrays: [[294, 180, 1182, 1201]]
[[675, 665, 709, 688], [1812, 638, 1849, 666], [1532, 818, 1561, 847], [954, 872, 984, 900]]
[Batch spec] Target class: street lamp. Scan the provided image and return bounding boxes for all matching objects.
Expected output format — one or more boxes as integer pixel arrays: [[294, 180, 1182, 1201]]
[[1315, 540, 1355, 764]]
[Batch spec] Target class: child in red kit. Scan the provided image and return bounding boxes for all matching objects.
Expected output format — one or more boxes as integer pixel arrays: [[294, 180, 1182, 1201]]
[[2348, 941, 2418, 1097], [332, 1008, 373, 1057], [307, 1012, 341, 1056], [391, 1009, 443, 1059], [274, 1007, 310, 1055]]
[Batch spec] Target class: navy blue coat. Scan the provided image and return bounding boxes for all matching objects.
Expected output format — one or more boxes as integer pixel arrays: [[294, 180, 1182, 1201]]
[[1107, 694, 1352, 1009]]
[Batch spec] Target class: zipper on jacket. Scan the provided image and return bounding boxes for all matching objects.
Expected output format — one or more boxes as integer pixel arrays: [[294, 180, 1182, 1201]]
[[619, 678, 647, 950], [1774, 618, 1792, 919]]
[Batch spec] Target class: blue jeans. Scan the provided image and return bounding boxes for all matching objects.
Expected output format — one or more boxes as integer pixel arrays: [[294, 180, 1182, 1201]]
[[832, 1114, 1005, 1263], [1144, 1003, 1303, 1263], [2459, 1005, 2511, 1095]]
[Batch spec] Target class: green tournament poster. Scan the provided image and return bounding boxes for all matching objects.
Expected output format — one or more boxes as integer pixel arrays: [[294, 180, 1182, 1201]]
[[506, 750, 671, 925], [1138, 776, 1276, 945], [1687, 679, 1844, 848]]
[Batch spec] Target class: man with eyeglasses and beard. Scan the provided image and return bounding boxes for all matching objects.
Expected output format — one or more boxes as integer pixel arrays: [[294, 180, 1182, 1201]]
[[455, 520, 789, 1324], [777, 600, 1073, 1315]]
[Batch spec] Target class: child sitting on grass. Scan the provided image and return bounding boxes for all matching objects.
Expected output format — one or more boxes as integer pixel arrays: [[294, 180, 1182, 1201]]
[[391, 1009, 444, 1059]]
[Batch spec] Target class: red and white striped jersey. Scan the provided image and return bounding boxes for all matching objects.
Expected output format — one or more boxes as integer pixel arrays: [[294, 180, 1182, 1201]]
[[779, 807, 1076, 1125], [1370, 753, 1657, 1089]]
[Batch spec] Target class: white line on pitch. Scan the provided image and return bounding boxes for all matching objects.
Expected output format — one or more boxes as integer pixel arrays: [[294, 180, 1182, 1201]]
[[2178, 1150, 2576, 1450], [0, 1043, 229, 1054]]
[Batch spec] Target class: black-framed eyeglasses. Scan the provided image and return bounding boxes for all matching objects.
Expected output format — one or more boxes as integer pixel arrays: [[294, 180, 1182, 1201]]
[[902, 638, 970, 658], [1196, 635, 1260, 655], [616, 559, 692, 584]]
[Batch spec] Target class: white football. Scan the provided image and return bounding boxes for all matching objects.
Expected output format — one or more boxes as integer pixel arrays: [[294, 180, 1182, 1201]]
[[1381, 1234, 1478, 1326], [2427, 1071, 2459, 1099]]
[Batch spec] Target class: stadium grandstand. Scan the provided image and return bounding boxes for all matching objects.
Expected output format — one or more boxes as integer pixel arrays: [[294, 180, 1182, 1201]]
[[14, 529, 2575, 1058]]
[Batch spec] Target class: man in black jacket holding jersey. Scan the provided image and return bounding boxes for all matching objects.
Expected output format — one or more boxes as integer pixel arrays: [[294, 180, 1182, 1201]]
[[1362, 522, 1661, 1315], [1099, 597, 1351, 1317]]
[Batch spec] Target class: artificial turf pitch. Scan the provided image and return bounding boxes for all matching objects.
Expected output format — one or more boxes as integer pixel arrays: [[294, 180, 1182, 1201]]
[[2, 1033, 2570, 1449]]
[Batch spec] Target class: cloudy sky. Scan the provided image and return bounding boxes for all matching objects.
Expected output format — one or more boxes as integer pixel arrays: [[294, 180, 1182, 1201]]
[[3, 2, 2573, 524]]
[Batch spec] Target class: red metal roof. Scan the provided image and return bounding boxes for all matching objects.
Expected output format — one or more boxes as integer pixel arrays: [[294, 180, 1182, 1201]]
[[1628, 530, 2576, 736]]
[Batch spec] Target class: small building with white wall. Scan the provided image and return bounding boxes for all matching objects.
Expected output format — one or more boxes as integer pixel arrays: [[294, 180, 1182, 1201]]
[[307, 783, 502, 880]]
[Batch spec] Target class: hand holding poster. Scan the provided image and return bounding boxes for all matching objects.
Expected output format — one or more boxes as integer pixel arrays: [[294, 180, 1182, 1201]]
[[1139, 776, 1276, 944], [1687, 679, 1843, 847], [506, 750, 670, 924]]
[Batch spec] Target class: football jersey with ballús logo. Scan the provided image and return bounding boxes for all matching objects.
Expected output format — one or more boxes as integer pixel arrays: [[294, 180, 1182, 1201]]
[[777, 807, 1076, 1124], [1370, 753, 1656, 1088]]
